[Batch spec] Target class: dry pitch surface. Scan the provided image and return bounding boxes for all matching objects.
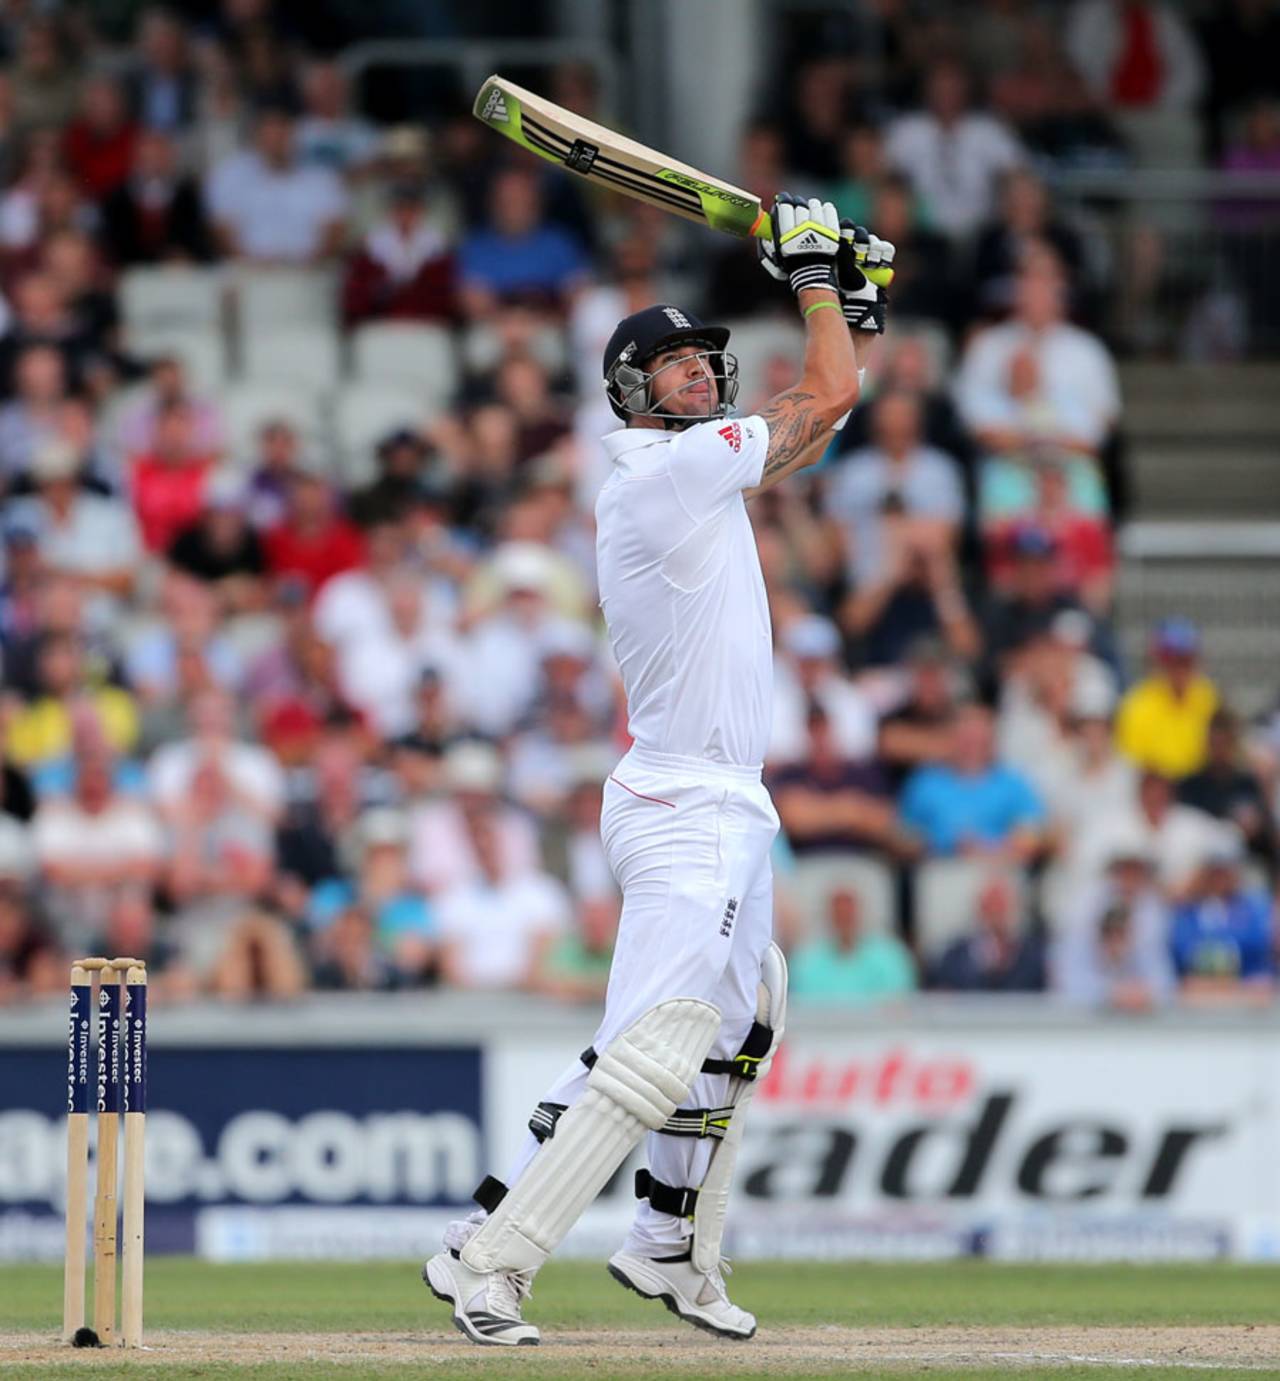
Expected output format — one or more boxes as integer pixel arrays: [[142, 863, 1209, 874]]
[[2, 1260, 1279, 1379]]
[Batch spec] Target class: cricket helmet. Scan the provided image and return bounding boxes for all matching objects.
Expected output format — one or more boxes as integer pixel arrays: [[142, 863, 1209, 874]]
[[602, 304, 739, 427]]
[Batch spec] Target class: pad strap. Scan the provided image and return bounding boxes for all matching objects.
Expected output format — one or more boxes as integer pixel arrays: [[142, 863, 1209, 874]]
[[585, 1019, 774, 1083], [659, 1105, 734, 1139], [635, 1168, 698, 1219], [473, 1174, 508, 1212], [528, 1101, 568, 1143]]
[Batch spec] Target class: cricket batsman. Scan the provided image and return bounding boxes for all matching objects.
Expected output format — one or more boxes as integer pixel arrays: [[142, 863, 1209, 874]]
[[424, 194, 893, 1345]]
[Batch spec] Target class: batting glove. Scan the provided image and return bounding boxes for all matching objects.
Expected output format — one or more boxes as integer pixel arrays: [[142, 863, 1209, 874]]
[[837, 221, 895, 333], [758, 193, 841, 299]]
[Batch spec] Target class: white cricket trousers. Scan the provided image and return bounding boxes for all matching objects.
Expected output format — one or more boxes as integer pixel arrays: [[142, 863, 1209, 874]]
[[505, 745, 780, 1255]]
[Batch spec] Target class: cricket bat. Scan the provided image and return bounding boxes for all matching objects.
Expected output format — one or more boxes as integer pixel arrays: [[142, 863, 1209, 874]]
[[473, 75, 893, 286]]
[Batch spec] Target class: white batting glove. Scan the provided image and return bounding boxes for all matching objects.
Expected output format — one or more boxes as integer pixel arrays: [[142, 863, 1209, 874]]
[[837, 221, 895, 333], [758, 193, 841, 299]]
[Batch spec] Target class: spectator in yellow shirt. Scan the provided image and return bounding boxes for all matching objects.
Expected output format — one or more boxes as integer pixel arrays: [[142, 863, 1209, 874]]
[[1116, 619, 1218, 779], [4, 632, 139, 769]]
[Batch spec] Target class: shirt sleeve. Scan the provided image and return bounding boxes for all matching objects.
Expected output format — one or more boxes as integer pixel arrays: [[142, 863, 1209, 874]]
[[666, 415, 769, 521]]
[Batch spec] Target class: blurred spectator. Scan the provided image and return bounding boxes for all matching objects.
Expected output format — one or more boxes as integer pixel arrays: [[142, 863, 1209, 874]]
[[772, 705, 898, 857], [770, 614, 877, 764], [342, 178, 456, 324], [1179, 709, 1278, 876], [308, 807, 437, 986], [262, 462, 365, 596], [780, 58, 865, 182], [0, 271, 99, 392], [348, 429, 439, 527], [89, 885, 192, 999], [457, 165, 589, 318], [900, 702, 1044, 861], [127, 7, 199, 134], [408, 740, 540, 896], [244, 418, 304, 529], [1074, 768, 1224, 901], [128, 400, 217, 552], [312, 904, 393, 992], [32, 746, 161, 953], [956, 259, 1119, 529], [100, 129, 213, 265], [1171, 836, 1275, 1004], [0, 870, 60, 1000], [1067, 0, 1206, 166], [274, 734, 365, 891], [0, 345, 69, 490], [1116, 618, 1219, 778], [437, 805, 570, 990], [5, 634, 139, 770], [11, 20, 80, 135], [841, 513, 980, 668], [885, 57, 1025, 239], [43, 230, 120, 360], [206, 106, 347, 264], [167, 470, 266, 611], [826, 389, 964, 591], [294, 59, 377, 175], [790, 886, 916, 1005], [61, 74, 137, 204], [827, 123, 887, 228], [118, 355, 225, 461], [147, 686, 284, 822], [1038, 674, 1135, 844], [1201, 4, 1280, 158], [926, 872, 1045, 991], [877, 637, 961, 789], [971, 168, 1088, 318], [533, 894, 616, 1002], [859, 173, 957, 326], [1055, 895, 1176, 1010]]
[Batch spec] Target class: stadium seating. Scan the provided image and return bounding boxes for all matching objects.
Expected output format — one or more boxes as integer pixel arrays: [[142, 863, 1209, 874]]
[[350, 322, 457, 412]]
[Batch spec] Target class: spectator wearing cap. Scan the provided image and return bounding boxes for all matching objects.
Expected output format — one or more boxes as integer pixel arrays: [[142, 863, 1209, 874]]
[[1116, 618, 1219, 779], [128, 400, 218, 554], [1170, 833, 1275, 1004], [884, 57, 1026, 239], [790, 885, 917, 1006], [100, 129, 212, 266], [307, 807, 437, 986], [770, 615, 878, 766], [206, 106, 347, 264], [294, 59, 378, 176], [436, 804, 570, 991], [825, 389, 965, 592], [1073, 768, 1223, 903], [167, 470, 266, 614], [457, 166, 589, 319], [262, 460, 365, 597], [772, 704, 899, 858], [900, 702, 1045, 862], [342, 178, 456, 325], [32, 744, 161, 955], [926, 872, 1045, 992], [1179, 709, 1278, 879], [347, 428, 437, 528], [8, 439, 141, 606], [407, 740, 541, 897]]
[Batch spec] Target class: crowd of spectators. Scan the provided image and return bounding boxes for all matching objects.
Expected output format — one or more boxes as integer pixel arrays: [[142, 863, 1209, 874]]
[[0, 2, 1277, 1012]]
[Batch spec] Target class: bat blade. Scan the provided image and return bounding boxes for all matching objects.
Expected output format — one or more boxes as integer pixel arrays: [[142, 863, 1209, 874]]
[[472, 75, 893, 286]]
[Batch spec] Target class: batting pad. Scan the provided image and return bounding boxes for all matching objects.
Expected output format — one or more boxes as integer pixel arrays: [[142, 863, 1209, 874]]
[[461, 997, 721, 1275], [692, 943, 787, 1272]]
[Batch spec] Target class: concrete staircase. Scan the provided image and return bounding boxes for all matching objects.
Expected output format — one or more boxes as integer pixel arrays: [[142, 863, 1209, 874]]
[[1115, 363, 1280, 713]]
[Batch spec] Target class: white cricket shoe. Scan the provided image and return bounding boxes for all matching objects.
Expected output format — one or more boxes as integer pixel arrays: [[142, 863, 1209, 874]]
[[607, 1248, 757, 1339], [423, 1249, 539, 1346]]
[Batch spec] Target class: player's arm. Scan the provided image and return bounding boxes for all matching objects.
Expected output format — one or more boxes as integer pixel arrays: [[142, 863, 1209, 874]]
[[745, 195, 859, 501]]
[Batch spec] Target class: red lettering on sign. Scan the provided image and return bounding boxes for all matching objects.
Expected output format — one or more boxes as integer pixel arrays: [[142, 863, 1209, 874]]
[[759, 1046, 976, 1111]]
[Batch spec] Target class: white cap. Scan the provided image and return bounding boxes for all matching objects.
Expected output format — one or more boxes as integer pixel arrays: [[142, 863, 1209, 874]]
[[356, 808, 408, 852], [445, 740, 504, 794], [493, 541, 555, 593], [1071, 668, 1117, 720], [784, 615, 841, 661]]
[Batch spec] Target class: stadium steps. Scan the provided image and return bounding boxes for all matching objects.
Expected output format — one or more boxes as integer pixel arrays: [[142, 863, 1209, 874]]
[[1115, 364, 1280, 711]]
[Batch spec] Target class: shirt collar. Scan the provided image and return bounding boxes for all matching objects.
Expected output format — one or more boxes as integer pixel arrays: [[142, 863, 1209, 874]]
[[601, 425, 674, 463]]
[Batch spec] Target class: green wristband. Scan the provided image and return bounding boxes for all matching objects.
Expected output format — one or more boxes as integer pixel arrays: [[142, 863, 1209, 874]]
[[803, 299, 842, 319]]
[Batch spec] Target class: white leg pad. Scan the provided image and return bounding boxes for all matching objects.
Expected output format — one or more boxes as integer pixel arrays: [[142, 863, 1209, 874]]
[[692, 943, 787, 1273], [461, 998, 720, 1275]]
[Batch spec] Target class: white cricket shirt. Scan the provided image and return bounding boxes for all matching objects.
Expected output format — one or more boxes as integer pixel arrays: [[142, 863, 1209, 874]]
[[596, 415, 772, 768]]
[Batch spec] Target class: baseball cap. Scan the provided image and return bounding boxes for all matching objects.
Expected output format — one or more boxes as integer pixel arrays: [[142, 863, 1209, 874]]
[[784, 615, 841, 661], [444, 740, 504, 794], [1153, 617, 1200, 658], [493, 542, 555, 594]]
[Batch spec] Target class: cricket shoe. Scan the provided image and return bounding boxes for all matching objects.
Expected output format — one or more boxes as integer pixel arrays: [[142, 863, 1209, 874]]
[[423, 1249, 539, 1346], [607, 1248, 756, 1339]]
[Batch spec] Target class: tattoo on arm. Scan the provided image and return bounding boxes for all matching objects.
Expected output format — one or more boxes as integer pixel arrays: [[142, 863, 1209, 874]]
[[757, 388, 831, 484]]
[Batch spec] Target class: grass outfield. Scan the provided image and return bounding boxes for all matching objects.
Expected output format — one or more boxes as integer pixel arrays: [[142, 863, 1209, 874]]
[[1, 1259, 1279, 1379]]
